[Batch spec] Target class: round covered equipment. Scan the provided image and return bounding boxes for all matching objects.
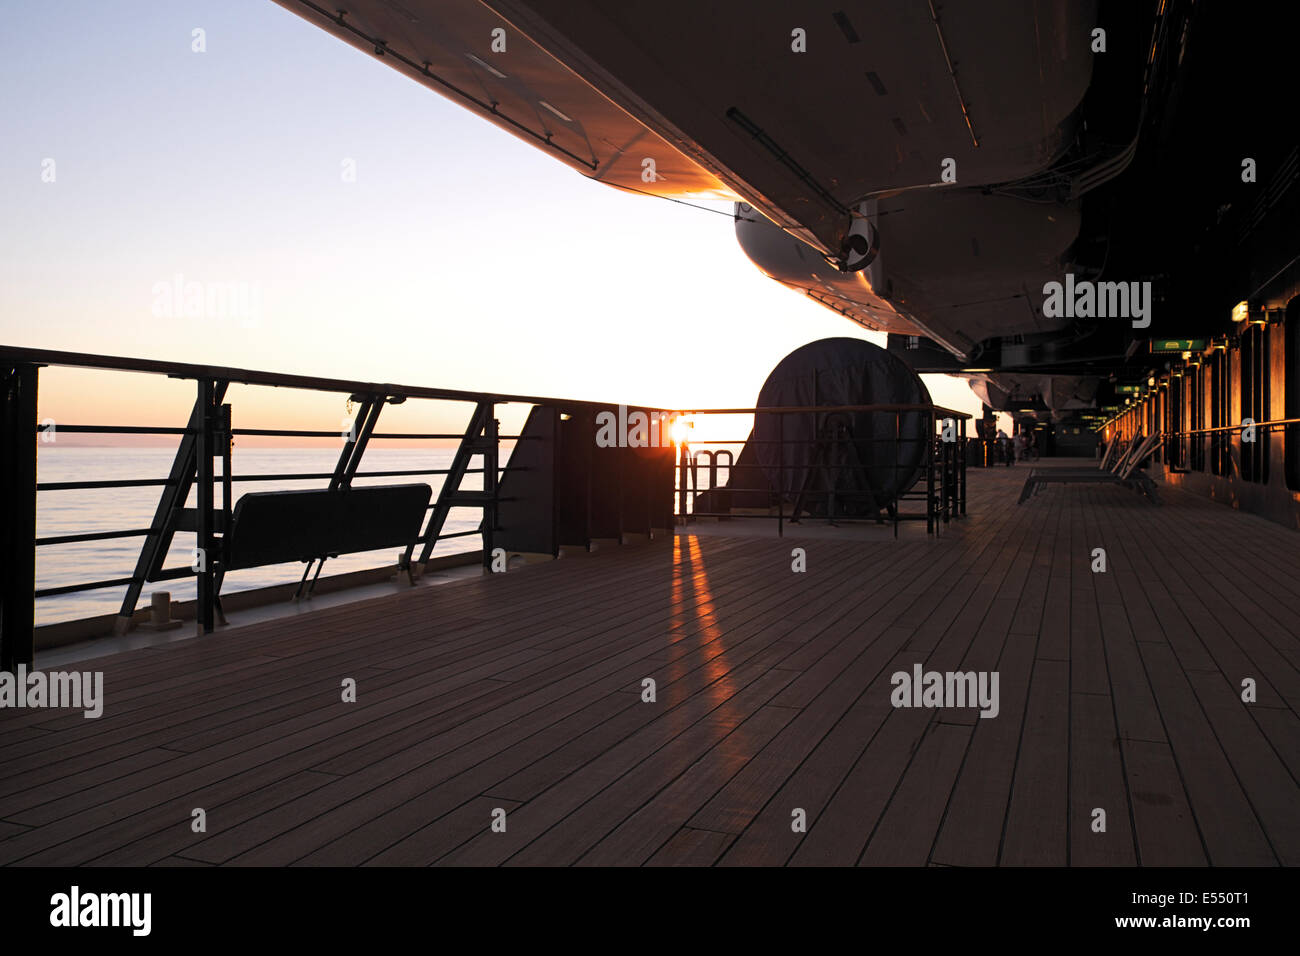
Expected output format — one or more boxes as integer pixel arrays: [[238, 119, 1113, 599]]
[[753, 337, 931, 514]]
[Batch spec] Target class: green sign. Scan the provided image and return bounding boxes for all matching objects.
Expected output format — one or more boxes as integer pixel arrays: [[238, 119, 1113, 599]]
[[1116, 384, 1142, 394], [1150, 338, 1206, 353]]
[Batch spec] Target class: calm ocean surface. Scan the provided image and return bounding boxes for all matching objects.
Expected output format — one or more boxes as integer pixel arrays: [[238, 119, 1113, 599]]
[[35, 446, 480, 626]]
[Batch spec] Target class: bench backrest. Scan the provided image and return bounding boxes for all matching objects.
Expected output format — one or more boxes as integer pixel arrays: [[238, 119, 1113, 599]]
[[1099, 435, 1119, 470], [1109, 434, 1141, 475], [1118, 433, 1161, 480], [224, 483, 432, 570]]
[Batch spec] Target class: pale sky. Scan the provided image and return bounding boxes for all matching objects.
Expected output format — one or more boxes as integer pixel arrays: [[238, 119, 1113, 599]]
[[1, 0, 988, 442]]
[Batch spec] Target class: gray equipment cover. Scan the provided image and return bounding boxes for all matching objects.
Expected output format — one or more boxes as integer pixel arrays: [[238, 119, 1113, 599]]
[[753, 337, 931, 513]]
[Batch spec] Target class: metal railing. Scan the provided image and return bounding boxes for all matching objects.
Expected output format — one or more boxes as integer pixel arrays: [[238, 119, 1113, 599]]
[[1158, 417, 1300, 478], [672, 404, 969, 537], [0, 345, 673, 667], [1, 346, 972, 672]]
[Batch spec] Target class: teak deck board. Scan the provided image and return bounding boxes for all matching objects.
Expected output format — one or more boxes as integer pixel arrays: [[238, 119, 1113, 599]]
[[2, 461, 1297, 866]]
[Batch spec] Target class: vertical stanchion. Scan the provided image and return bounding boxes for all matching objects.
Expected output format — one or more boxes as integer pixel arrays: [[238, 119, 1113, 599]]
[[827, 424, 836, 525], [583, 408, 594, 550], [926, 410, 935, 535], [777, 412, 784, 538], [688, 445, 696, 505], [677, 440, 687, 525], [219, 403, 233, 530], [483, 405, 498, 570], [615, 434, 625, 545], [895, 411, 901, 532], [893, 411, 900, 539], [943, 429, 952, 525], [941, 416, 951, 528], [194, 378, 216, 636], [959, 417, 967, 515], [1, 363, 38, 671]]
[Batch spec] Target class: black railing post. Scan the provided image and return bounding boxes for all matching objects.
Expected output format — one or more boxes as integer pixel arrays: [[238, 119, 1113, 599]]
[[615, 437, 625, 544], [893, 410, 900, 539], [895, 412, 902, 537], [482, 405, 498, 570], [332, 394, 384, 491], [219, 403, 233, 528], [958, 417, 967, 515], [194, 378, 217, 636], [1, 363, 38, 671], [413, 401, 490, 568], [926, 411, 936, 535], [117, 381, 229, 633], [777, 412, 784, 538], [677, 440, 688, 525], [948, 419, 955, 523]]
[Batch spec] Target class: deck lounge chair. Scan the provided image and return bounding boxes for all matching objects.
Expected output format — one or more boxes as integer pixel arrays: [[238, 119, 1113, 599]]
[[1017, 433, 1162, 505]]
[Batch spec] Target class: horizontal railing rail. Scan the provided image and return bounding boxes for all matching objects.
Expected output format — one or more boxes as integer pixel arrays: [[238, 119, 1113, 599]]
[[671, 403, 973, 417], [1159, 417, 1300, 436], [0, 344, 662, 410]]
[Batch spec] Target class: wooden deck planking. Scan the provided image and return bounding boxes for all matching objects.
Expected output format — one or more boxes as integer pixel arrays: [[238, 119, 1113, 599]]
[[1136, 642, 1276, 864], [720, 479, 1038, 865], [999, 659, 1070, 865], [1121, 738, 1207, 865], [1068, 691, 1137, 865], [215, 538, 885, 864], [1, 462, 1297, 866], [929, 626, 1038, 866]]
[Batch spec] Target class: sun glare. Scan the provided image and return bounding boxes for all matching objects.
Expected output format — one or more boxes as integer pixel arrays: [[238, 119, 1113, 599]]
[[671, 417, 694, 445]]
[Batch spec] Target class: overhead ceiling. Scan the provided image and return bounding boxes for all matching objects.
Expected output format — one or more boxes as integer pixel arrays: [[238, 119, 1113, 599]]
[[273, 0, 1098, 258]]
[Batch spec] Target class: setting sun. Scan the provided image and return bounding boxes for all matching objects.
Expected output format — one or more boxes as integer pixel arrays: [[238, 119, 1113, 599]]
[[670, 416, 694, 445]]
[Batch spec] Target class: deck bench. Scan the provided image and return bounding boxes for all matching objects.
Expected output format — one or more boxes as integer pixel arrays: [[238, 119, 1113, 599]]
[[220, 483, 432, 601]]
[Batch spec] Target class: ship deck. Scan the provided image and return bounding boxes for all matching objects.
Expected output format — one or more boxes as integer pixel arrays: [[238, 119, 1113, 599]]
[[2, 460, 1298, 866]]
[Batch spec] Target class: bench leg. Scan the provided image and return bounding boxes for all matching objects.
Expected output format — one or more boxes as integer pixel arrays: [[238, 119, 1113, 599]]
[[306, 556, 329, 597], [292, 559, 314, 602], [1018, 479, 1037, 504], [213, 568, 228, 626]]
